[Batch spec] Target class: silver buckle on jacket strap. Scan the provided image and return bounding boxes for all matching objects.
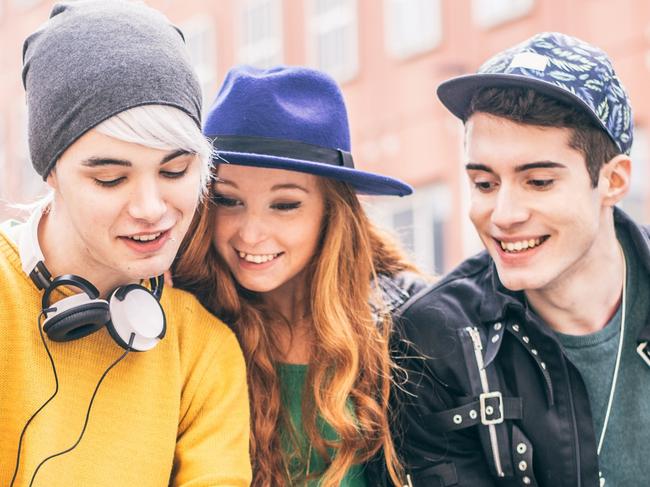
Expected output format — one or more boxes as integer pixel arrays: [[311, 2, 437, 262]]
[[480, 391, 504, 425], [637, 342, 650, 368]]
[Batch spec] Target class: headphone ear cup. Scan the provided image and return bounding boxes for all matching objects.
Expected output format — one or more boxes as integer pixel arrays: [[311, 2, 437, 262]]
[[108, 284, 166, 351], [43, 298, 110, 342]]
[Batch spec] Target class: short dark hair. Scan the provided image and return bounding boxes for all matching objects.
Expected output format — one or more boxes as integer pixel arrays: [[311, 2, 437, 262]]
[[465, 87, 620, 187]]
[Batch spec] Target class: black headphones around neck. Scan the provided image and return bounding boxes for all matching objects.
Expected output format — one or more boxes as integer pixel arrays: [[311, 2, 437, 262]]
[[19, 208, 166, 352]]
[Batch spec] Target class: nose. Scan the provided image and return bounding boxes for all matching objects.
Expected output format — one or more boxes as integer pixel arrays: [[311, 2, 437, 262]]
[[237, 211, 268, 245], [127, 178, 167, 223], [491, 184, 529, 229]]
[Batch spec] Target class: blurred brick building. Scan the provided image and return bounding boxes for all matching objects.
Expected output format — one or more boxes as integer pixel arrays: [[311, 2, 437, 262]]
[[1, 0, 649, 273]]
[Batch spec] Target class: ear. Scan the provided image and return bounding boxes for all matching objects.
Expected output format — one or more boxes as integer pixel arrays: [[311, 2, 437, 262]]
[[46, 167, 58, 191], [598, 154, 631, 207]]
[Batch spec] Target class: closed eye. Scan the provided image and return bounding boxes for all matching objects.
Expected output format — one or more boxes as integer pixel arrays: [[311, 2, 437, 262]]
[[272, 202, 301, 211], [528, 179, 554, 189], [212, 194, 241, 207], [161, 168, 188, 179], [94, 177, 125, 188]]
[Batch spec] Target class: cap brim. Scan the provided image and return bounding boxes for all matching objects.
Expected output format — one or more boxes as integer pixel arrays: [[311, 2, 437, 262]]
[[437, 73, 610, 136], [214, 151, 413, 196]]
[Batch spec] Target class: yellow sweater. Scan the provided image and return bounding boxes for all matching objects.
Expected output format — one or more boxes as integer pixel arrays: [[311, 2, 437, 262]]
[[0, 229, 252, 486]]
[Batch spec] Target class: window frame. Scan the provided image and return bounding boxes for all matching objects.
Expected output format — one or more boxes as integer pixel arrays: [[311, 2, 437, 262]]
[[179, 16, 218, 107], [384, 0, 443, 59], [306, 0, 359, 83], [471, 0, 535, 28], [364, 182, 451, 274], [238, 0, 284, 68]]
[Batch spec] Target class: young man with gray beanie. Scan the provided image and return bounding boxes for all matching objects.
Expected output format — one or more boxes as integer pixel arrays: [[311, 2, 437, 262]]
[[390, 33, 648, 486], [0, 1, 251, 485]]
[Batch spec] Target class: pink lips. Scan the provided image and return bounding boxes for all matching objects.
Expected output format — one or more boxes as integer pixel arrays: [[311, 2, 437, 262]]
[[235, 251, 283, 271], [493, 236, 548, 265], [120, 229, 171, 254]]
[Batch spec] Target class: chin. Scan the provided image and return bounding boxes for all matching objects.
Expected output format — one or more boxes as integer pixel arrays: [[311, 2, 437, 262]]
[[495, 268, 536, 292], [130, 258, 173, 281], [497, 270, 552, 293], [239, 283, 273, 293], [236, 278, 280, 294]]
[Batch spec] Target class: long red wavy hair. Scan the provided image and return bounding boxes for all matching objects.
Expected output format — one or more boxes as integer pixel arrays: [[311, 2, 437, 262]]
[[174, 176, 419, 486]]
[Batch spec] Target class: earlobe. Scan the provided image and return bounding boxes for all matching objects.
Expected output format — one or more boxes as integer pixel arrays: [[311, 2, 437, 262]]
[[600, 155, 631, 206]]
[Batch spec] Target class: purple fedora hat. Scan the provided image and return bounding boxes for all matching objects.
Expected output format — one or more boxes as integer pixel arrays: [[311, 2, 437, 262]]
[[203, 65, 412, 196]]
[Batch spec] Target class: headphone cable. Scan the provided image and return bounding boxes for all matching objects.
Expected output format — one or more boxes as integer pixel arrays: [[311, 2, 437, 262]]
[[10, 310, 59, 487], [28, 333, 134, 487]]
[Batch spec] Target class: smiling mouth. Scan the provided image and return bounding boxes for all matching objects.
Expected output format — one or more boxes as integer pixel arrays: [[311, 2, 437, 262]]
[[121, 229, 169, 243], [128, 231, 163, 242], [237, 250, 283, 264], [497, 236, 549, 253]]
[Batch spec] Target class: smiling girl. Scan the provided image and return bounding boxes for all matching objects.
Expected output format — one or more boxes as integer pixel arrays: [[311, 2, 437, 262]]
[[174, 66, 426, 487]]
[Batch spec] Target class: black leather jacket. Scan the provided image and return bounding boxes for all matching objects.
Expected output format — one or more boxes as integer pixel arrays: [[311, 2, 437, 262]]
[[365, 271, 430, 486], [390, 209, 650, 487]]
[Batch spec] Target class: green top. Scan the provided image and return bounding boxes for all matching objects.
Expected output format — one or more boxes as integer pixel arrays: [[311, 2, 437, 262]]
[[277, 363, 368, 487], [555, 229, 650, 485]]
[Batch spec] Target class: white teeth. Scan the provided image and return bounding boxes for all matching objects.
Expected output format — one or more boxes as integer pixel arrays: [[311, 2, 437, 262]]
[[499, 237, 544, 253], [131, 232, 162, 242], [238, 251, 280, 263]]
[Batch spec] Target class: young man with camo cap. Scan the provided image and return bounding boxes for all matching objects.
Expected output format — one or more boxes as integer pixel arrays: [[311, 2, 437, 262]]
[[392, 32, 646, 486]]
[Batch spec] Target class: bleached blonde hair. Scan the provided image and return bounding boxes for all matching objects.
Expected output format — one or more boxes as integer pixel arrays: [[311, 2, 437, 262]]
[[95, 104, 213, 198]]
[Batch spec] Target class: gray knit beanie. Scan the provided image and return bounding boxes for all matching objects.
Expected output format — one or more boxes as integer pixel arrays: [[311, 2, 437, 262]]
[[22, 0, 202, 179]]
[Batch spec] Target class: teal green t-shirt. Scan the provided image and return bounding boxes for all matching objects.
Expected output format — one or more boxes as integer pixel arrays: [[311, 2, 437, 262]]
[[555, 229, 650, 485], [277, 363, 368, 487]]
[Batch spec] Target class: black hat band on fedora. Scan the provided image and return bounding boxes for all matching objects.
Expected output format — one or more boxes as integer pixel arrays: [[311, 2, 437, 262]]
[[212, 135, 355, 169]]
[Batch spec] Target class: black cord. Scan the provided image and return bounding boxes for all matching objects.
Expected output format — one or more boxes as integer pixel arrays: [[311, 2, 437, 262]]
[[28, 333, 134, 486], [10, 309, 59, 487]]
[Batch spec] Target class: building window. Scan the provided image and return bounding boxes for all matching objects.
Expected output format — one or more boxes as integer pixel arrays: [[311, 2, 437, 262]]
[[307, 0, 358, 83], [384, 0, 442, 59], [238, 0, 283, 68], [13, 103, 45, 203], [11, 0, 42, 9], [180, 16, 218, 106], [365, 183, 451, 274], [620, 126, 649, 222], [472, 0, 534, 28]]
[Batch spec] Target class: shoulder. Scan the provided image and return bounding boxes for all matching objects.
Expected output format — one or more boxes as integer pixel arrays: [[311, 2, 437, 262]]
[[376, 270, 429, 313], [0, 229, 26, 283], [161, 286, 240, 354], [391, 252, 495, 360], [615, 207, 650, 247], [160, 287, 246, 391], [398, 251, 493, 322]]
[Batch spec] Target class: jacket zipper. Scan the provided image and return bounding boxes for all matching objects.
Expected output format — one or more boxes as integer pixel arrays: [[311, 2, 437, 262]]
[[467, 327, 505, 477], [562, 355, 582, 487]]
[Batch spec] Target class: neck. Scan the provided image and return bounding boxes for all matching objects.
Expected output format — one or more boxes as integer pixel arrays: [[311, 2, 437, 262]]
[[263, 268, 311, 325], [39, 206, 124, 298], [264, 273, 313, 364], [525, 226, 624, 335]]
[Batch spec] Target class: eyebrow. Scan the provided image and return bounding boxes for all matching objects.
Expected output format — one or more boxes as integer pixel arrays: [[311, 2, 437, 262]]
[[213, 177, 237, 188], [270, 183, 309, 193], [465, 161, 567, 173], [81, 149, 192, 168], [213, 179, 310, 193]]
